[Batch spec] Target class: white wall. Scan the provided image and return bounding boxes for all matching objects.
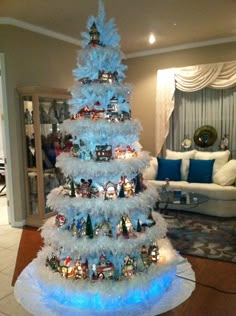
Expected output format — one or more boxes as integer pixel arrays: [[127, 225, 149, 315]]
[[0, 25, 76, 224]]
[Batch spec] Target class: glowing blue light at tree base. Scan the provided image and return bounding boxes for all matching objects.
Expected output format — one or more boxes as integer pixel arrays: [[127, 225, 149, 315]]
[[40, 269, 175, 312]]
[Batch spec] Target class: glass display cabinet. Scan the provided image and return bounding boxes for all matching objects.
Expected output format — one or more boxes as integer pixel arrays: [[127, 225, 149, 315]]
[[18, 87, 71, 227]]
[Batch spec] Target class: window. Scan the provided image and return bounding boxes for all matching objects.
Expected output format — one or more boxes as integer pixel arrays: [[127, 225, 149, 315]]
[[167, 87, 236, 158]]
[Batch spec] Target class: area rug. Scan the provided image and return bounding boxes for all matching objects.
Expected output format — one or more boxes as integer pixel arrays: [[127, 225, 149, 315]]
[[165, 210, 236, 263]]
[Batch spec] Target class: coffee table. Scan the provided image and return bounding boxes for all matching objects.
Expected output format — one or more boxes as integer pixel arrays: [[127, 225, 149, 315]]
[[155, 191, 208, 218]]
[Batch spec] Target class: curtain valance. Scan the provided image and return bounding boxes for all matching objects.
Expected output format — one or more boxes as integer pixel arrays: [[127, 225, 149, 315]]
[[155, 60, 236, 155]]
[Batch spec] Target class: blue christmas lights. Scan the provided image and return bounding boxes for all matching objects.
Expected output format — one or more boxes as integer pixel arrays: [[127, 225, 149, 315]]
[[39, 269, 175, 312]]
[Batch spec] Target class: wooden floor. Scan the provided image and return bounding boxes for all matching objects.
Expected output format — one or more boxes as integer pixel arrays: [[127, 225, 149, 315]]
[[12, 227, 236, 316], [161, 255, 236, 316]]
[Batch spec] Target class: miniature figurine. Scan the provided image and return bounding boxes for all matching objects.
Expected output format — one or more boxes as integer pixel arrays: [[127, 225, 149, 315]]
[[219, 134, 229, 150]]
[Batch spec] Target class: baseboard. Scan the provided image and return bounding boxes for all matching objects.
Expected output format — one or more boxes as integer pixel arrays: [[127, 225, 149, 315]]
[[10, 219, 26, 228]]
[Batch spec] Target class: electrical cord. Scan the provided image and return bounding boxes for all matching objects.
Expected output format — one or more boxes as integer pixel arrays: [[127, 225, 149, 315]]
[[176, 274, 236, 294]]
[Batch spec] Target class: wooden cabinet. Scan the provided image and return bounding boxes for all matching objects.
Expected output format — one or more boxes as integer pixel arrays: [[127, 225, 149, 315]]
[[18, 87, 71, 227]]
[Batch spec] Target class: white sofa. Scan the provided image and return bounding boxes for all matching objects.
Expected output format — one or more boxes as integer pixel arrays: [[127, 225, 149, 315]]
[[143, 150, 236, 217]]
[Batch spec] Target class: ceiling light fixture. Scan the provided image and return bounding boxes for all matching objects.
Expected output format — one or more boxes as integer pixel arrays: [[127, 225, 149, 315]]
[[149, 33, 156, 44]]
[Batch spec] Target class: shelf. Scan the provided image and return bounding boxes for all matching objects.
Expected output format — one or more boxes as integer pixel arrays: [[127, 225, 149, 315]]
[[18, 86, 71, 227]]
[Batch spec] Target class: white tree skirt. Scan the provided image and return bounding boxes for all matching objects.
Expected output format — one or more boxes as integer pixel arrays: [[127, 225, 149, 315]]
[[14, 255, 195, 316]]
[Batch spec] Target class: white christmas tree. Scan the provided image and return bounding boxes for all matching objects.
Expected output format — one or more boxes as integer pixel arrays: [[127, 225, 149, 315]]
[[15, 2, 195, 315]]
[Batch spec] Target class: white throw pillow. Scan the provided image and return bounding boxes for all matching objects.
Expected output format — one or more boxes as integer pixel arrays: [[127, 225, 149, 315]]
[[195, 150, 230, 176], [166, 149, 197, 180], [214, 160, 236, 186], [142, 157, 158, 180]]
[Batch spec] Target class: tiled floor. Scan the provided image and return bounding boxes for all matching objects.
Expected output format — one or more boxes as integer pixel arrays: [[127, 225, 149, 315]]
[[0, 186, 32, 316]]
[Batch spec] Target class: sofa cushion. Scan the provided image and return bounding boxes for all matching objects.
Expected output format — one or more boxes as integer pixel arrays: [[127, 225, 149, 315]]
[[214, 160, 236, 186], [142, 157, 158, 180], [187, 159, 215, 183], [194, 150, 230, 177], [166, 149, 196, 180], [156, 157, 181, 181]]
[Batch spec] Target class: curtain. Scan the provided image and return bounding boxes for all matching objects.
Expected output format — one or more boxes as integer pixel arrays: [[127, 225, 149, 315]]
[[156, 61, 236, 155], [167, 88, 236, 158]]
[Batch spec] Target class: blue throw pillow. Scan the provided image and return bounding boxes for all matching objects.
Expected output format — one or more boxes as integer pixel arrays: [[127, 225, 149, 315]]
[[187, 159, 215, 183], [156, 158, 182, 181]]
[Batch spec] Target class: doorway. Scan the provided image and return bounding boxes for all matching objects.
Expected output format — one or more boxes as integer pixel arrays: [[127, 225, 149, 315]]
[[0, 53, 13, 225]]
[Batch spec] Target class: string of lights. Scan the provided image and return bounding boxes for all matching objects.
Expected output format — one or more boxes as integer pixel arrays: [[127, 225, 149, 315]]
[[176, 274, 236, 295]]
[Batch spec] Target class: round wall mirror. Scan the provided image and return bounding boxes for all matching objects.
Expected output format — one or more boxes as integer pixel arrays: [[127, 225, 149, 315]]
[[193, 125, 217, 148]]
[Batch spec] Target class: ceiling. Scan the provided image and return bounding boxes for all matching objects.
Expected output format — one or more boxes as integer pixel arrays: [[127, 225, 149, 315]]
[[1, 0, 236, 57]]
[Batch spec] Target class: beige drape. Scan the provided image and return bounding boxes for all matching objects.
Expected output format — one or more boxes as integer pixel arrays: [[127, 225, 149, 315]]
[[156, 60, 236, 155]]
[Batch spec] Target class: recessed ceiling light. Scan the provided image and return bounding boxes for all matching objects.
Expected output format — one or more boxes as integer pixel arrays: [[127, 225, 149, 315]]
[[149, 33, 156, 44]]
